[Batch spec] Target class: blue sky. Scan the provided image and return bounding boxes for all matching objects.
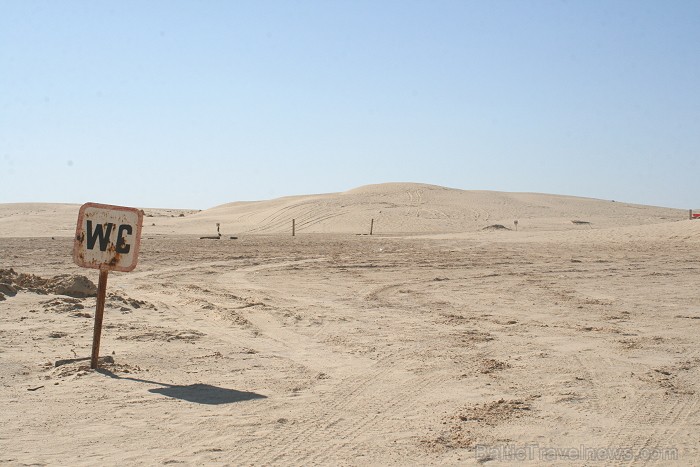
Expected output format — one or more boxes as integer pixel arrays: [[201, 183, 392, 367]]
[[1, 0, 698, 209]]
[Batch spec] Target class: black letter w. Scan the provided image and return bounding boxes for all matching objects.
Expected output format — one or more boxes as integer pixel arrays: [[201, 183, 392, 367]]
[[86, 221, 114, 251]]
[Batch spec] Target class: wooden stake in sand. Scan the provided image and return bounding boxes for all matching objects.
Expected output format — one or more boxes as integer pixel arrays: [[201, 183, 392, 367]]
[[370, 218, 374, 235], [73, 203, 143, 369], [292, 219, 296, 237]]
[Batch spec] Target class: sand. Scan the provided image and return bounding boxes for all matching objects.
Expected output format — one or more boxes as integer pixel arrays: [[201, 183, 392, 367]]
[[1, 183, 699, 465]]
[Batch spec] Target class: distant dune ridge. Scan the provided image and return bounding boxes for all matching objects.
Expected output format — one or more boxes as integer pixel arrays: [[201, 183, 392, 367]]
[[0, 183, 689, 237]]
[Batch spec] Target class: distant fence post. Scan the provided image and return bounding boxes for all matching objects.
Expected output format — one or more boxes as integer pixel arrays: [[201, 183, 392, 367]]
[[292, 219, 295, 236], [691, 209, 693, 220], [370, 218, 374, 235]]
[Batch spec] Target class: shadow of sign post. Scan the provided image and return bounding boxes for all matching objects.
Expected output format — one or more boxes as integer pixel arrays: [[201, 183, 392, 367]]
[[97, 369, 266, 405], [149, 383, 266, 405]]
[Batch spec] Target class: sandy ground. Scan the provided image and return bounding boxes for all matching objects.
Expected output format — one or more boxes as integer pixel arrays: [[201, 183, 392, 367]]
[[1, 185, 700, 465]]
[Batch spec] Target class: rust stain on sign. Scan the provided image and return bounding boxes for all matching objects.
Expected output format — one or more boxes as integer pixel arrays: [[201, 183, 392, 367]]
[[73, 203, 143, 272]]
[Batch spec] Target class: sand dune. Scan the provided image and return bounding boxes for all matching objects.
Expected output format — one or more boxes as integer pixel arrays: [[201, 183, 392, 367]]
[[0, 203, 81, 238], [165, 183, 686, 236], [0, 183, 687, 238]]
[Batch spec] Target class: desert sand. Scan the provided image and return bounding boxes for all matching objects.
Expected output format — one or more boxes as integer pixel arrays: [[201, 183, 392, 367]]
[[1, 183, 699, 465]]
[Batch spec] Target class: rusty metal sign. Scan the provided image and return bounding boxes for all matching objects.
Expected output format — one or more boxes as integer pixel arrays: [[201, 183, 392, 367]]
[[73, 202, 144, 369], [73, 203, 143, 272], [73, 203, 143, 369]]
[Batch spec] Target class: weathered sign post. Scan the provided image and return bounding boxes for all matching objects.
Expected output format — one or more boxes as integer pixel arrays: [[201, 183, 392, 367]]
[[73, 203, 143, 369]]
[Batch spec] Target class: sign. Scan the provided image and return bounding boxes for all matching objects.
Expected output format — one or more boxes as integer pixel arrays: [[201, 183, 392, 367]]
[[73, 202, 143, 369], [74, 203, 143, 272]]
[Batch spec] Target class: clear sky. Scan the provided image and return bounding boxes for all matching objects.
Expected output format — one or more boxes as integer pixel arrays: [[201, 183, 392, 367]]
[[1, 0, 698, 209]]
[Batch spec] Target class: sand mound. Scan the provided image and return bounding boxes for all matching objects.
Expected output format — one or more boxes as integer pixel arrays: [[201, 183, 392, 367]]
[[0, 268, 97, 298], [482, 224, 511, 231], [50, 275, 98, 298]]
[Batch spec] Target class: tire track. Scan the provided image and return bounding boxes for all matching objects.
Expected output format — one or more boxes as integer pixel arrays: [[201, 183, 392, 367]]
[[602, 392, 694, 466], [304, 374, 436, 463], [248, 372, 437, 465]]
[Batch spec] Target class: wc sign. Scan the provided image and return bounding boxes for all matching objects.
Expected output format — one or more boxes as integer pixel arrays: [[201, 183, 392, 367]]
[[73, 203, 144, 272], [73, 203, 143, 369]]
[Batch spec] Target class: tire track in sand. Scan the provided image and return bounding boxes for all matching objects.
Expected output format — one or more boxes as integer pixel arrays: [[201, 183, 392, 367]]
[[213, 259, 443, 465]]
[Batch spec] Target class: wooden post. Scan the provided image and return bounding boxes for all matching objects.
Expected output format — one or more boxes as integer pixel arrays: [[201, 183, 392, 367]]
[[691, 209, 693, 220], [91, 267, 109, 369], [292, 219, 295, 236], [370, 218, 374, 235]]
